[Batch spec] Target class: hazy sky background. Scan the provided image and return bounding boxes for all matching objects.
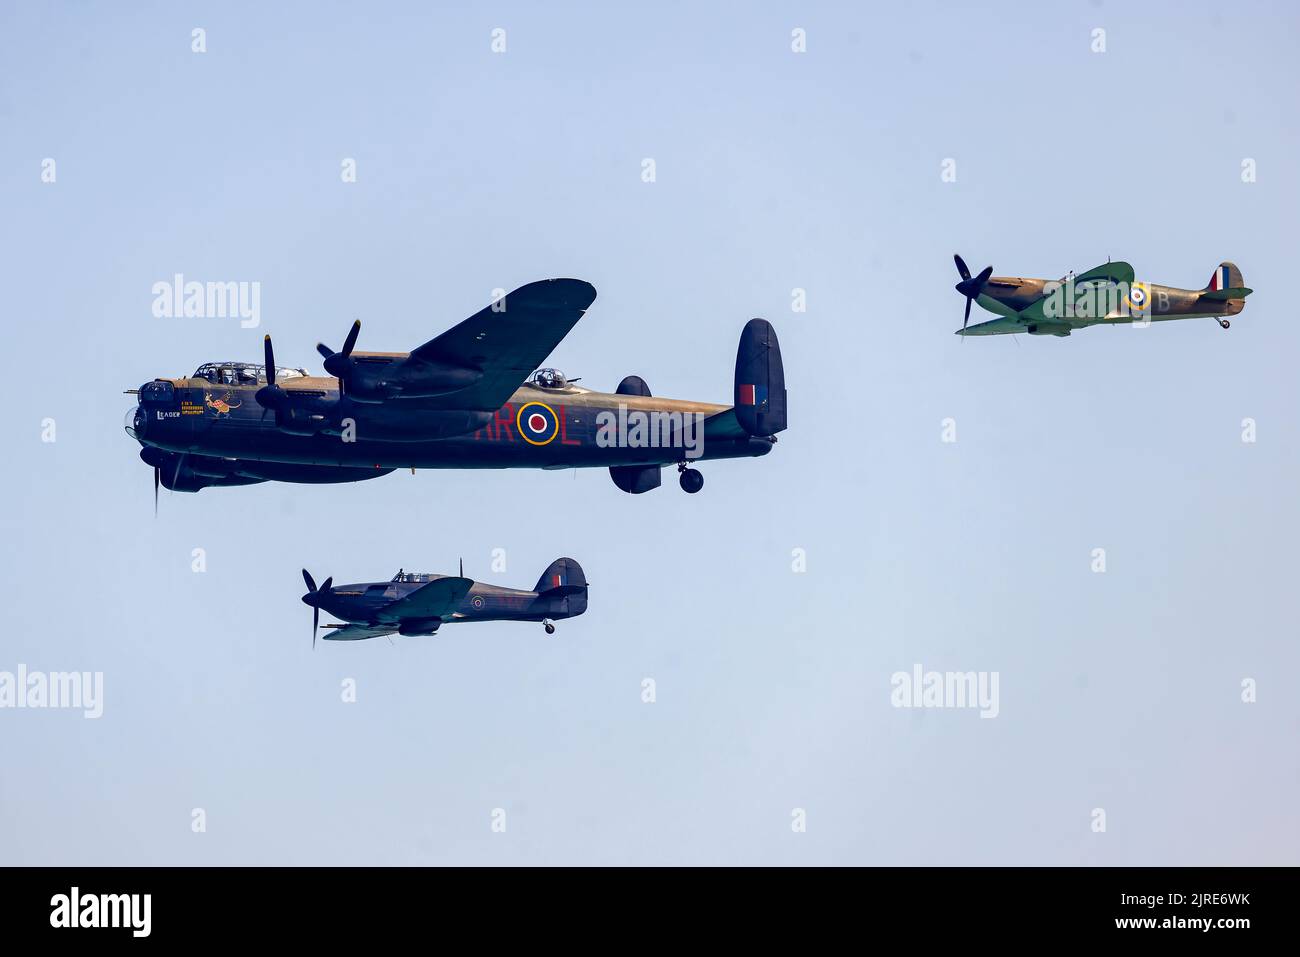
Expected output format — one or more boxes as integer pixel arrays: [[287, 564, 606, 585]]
[[2, 0, 1297, 865]]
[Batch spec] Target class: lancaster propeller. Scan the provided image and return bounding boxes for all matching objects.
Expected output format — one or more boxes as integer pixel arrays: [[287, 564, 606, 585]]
[[317, 320, 362, 392], [254, 335, 290, 423], [254, 334, 343, 434]]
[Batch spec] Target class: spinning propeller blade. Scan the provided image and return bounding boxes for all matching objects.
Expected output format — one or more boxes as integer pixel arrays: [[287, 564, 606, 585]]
[[255, 334, 294, 423], [264, 335, 276, 386], [318, 320, 361, 379], [341, 319, 361, 357], [152, 453, 185, 514], [301, 570, 332, 650], [953, 254, 993, 338]]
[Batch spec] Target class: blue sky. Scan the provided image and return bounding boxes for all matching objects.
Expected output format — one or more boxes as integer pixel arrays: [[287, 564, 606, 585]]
[[1, 0, 1297, 864]]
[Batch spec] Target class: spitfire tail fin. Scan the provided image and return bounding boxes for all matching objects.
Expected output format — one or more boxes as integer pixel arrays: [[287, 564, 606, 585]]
[[733, 319, 787, 437], [535, 557, 587, 595], [1202, 261, 1252, 300]]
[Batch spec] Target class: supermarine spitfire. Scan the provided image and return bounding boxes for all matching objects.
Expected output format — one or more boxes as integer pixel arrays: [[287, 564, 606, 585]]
[[952, 255, 1252, 338], [300, 557, 588, 644], [125, 279, 787, 500]]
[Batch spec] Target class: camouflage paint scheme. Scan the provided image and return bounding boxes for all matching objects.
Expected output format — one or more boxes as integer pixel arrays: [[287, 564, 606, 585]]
[[955, 259, 1252, 337], [126, 279, 788, 495], [302, 557, 588, 642]]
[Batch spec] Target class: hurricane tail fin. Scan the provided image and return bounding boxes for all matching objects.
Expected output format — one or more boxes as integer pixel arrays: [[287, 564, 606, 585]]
[[535, 557, 587, 594]]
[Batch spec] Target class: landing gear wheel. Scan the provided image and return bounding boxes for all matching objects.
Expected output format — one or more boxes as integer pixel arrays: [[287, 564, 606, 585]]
[[1219, 319, 1231, 329], [544, 621, 556, 636], [678, 468, 704, 494]]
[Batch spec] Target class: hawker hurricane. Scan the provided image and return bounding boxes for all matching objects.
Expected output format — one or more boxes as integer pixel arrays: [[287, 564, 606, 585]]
[[301, 557, 588, 643]]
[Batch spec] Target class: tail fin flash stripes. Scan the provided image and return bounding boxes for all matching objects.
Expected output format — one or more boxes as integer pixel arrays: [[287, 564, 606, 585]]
[[734, 319, 787, 437], [535, 557, 587, 594], [1207, 262, 1244, 292]]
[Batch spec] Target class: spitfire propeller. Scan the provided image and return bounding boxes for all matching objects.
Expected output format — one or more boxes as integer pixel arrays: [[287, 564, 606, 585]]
[[301, 569, 334, 650], [953, 254, 993, 338]]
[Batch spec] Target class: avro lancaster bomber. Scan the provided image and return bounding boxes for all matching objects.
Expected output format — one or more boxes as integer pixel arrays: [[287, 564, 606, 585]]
[[126, 279, 787, 499]]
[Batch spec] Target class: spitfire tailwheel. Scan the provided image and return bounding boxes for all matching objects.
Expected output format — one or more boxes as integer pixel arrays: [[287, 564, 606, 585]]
[[678, 466, 704, 494], [544, 620, 556, 636], [1219, 319, 1231, 330]]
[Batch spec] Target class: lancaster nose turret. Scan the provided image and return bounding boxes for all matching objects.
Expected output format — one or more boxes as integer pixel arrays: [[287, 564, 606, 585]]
[[124, 405, 146, 441]]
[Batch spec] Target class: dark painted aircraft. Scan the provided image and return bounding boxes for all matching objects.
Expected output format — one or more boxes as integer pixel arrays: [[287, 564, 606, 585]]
[[125, 279, 787, 499], [952, 255, 1252, 337], [301, 557, 588, 644]]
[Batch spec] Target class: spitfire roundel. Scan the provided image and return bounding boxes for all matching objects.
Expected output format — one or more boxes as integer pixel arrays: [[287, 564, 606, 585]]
[[1125, 282, 1149, 313], [516, 401, 559, 446]]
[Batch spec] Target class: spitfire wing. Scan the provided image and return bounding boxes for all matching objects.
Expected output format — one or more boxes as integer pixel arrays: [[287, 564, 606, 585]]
[[376, 576, 474, 623], [321, 623, 397, 641], [958, 316, 1025, 336], [1071, 261, 1135, 285], [1012, 262, 1137, 324], [409, 279, 597, 411], [1011, 297, 1052, 323]]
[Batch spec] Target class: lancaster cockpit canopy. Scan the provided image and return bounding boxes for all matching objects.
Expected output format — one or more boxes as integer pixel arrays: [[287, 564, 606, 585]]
[[529, 368, 578, 390], [191, 361, 307, 386]]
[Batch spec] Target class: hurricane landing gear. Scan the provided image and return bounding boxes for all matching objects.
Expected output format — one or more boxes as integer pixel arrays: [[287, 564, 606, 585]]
[[543, 620, 556, 636], [678, 463, 704, 494], [1219, 318, 1231, 330]]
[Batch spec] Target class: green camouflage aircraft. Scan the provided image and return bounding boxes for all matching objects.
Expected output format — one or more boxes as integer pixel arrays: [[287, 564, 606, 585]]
[[953, 255, 1252, 338]]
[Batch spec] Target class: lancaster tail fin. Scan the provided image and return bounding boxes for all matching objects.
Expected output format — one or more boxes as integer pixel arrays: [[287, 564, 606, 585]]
[[733, 319, 787, 437]]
